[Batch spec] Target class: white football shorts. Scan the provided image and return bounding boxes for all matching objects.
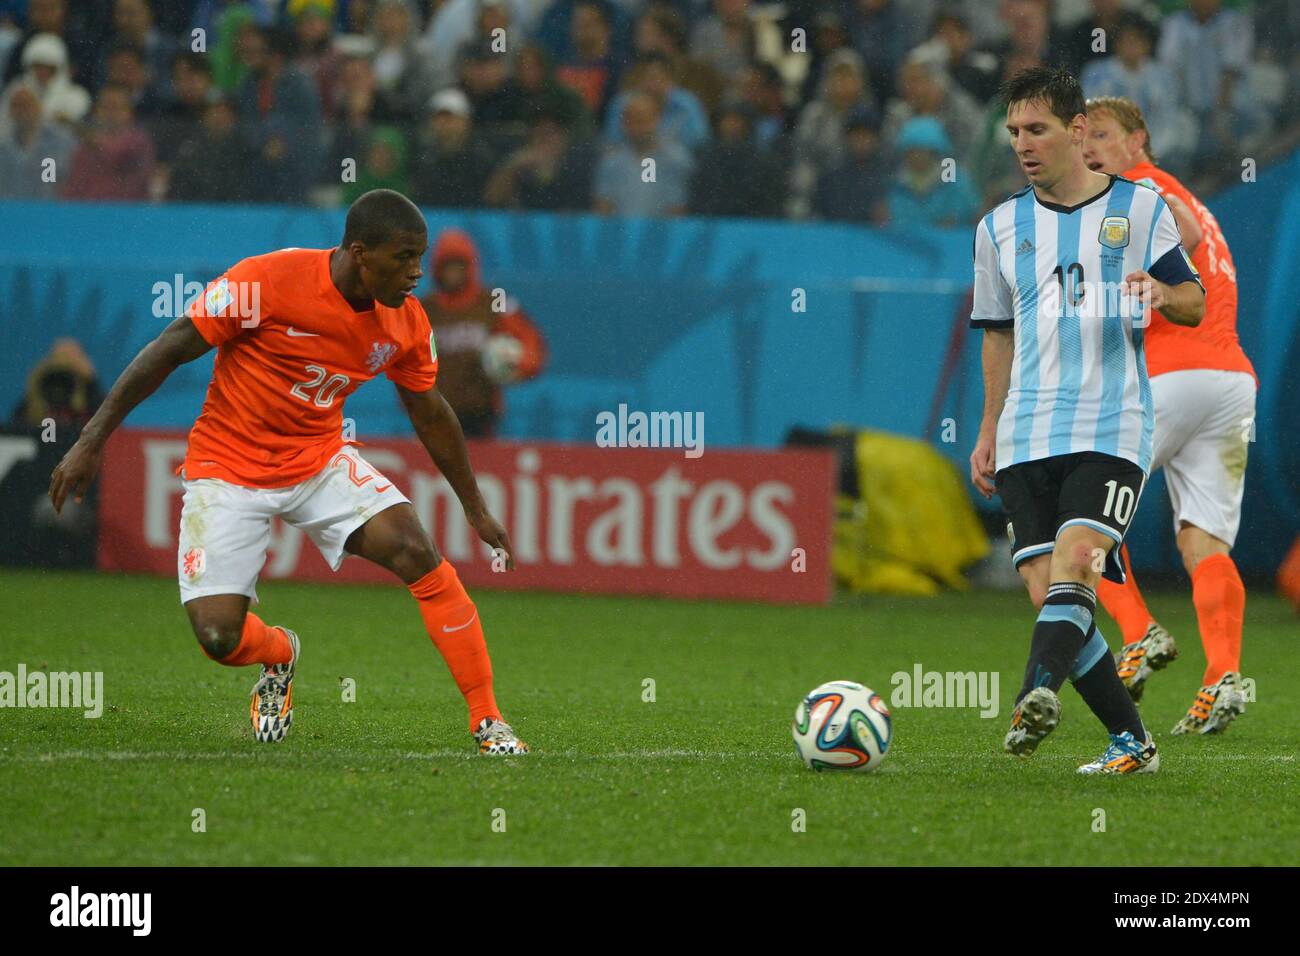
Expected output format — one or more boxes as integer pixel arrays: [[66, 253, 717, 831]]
[[1150, 368, 1256, 547], [176, 445, 409, 604]]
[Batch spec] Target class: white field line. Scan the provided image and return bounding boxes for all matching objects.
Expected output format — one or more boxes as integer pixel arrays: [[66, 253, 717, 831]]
[[0, 749, 1293, 763]]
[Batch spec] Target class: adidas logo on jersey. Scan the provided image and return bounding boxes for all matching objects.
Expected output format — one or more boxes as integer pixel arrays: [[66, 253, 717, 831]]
[[1016, 238, 1034, 255]]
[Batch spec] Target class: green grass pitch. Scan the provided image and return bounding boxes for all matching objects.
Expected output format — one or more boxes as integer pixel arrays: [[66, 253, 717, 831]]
[[1, 568, 1295, 866]]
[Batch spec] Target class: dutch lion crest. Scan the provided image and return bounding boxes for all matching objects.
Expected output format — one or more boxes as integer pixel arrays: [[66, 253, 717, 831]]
[[366, 340, 399, 373]]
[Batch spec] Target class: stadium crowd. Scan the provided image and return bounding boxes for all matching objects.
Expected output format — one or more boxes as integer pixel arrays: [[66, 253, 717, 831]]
[[1, 0, 1297, 223]]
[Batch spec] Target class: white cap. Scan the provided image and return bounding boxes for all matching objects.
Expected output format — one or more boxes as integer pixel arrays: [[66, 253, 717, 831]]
[[22, 33, 68, 70], [429, 88, 471, 118]]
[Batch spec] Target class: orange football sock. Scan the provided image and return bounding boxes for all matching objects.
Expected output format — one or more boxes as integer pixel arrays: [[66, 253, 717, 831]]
[[1278, 535, 1300, 610], [1096, 544, 1154, 645], [408, 560, 499, 731], [1192, 552, 1245, 685], [209, 613, 293, 667]]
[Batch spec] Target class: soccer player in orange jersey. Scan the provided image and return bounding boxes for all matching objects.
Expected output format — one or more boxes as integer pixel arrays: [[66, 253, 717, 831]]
[[1082, 97, 1254, 735], [47, 189, 528, 754]]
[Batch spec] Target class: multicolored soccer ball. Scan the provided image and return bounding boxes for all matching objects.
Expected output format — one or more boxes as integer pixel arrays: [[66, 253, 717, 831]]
[[792, 681, 893, 772]]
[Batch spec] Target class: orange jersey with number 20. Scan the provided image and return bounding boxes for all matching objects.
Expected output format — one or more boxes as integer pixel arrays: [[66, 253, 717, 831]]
[[182, 247, 438, 488]]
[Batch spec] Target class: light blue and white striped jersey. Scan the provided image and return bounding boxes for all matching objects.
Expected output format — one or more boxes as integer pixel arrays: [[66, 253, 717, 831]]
[[971, 175, 1185, 474]]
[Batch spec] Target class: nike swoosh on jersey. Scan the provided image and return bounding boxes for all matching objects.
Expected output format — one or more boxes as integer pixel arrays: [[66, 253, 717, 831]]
[[285, 327, 320, 337], [442, 613, 477, 633]]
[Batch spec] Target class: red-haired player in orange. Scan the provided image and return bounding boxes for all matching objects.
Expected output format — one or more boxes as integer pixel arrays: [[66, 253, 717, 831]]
[[48, 189, 529, 754], [1083, 97, 1254, 735]]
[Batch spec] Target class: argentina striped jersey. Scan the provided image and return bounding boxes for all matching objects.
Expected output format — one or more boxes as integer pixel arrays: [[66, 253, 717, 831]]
[[971, 175, 1186, 474]]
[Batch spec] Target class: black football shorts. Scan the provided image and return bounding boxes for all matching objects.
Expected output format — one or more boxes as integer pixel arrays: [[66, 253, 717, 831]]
[[994, 451, 1146, 584]]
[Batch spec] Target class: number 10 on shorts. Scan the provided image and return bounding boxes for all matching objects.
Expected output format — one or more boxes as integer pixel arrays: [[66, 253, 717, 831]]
[[1102, 479, 1136, 526]]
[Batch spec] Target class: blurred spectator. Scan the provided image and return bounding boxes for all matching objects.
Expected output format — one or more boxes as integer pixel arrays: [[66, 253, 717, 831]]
[[511, 43, 593, 134], [2, 0, 97, 88], [485, 104, 598, 210], [789, 48, 873, 218], [96, 0, 174, 96], [410, 87, 498, 207], [797, 8, 854, 110], [292, 0, 343, 117], [886, 116, 977, 227], [555, 0, 624, 121], [980, 0, 1058, 88], [371, 0, 431, 124], [536, 0, 631, 65], [210, 3, 258, 94], [593, 91, 693, 216], [1054, 0, 1129, 78], [418, 228, 548, 439], [169, 97, 262, 203], [0, 17, 18, 84], [9, 339, 103, 431], [633, 3, 722, 114], [101, 42, 164, 117], [0, 33, 89, 139], [458, 37, 524, 129], [1157, 0, 1259, 167], [63, 83, 156, 201], [813, 105, 887, 224], [881, 52, 983, 167], [327, 54, 379, 185], [688, 100, 783, 218], [604, 53, 709, 152], [738, 62, 791, 152], [689, 0, 756, 88], [235, 25, 324, 204], [151, 53, 217, 167], [421, 0, 536, 92], [843, 0, 925, 105], [913, 10, 1000, 105], [1082, 12, 1195, 172], [341, 125, 409, 204], [0, 84, 74, 199]]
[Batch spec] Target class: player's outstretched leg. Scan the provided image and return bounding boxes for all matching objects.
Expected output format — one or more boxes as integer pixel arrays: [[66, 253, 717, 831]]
[[1097, 545, 1178, 701], [188, 597, 299, 743], [347, 502, 529, 755], [1004, 578, 1098, 757], [407, 560, 529, 755], [1174, 550, 1247, 734], [1069, 623, 1156, 773]]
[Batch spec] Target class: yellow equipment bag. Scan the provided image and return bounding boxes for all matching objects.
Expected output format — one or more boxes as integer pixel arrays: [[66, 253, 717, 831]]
[[832, 430, 990, 595]]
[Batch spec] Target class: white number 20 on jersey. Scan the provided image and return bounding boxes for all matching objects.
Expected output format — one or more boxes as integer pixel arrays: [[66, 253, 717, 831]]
[[290, 364, 350, 407]]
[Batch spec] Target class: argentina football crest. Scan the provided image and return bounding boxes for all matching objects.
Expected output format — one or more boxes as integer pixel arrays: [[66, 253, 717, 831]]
[[1098, 216, 1130, 249]]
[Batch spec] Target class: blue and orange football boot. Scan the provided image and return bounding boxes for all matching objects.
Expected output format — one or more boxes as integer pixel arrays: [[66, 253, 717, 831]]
[[1077, 730, 1160, 775]]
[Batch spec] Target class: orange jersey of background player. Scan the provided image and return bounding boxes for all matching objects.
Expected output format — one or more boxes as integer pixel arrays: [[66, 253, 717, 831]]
[[182, 247, 438, 488], [1125, 161, 1255, 382]]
